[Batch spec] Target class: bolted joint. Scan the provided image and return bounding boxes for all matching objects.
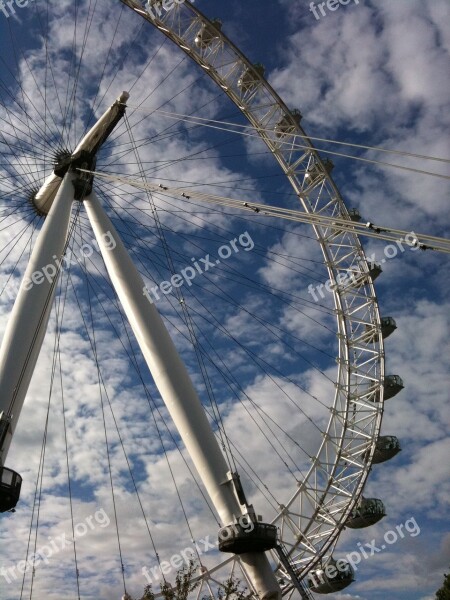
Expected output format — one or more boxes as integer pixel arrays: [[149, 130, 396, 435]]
[[53, 153, 74, 178], [53, 150, 97, 200], [31, 91, 130, 215], [71, 151, 97, 201]]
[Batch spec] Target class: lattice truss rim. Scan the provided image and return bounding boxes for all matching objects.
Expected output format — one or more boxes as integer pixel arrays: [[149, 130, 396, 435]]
[[119, 0, 386, 592]]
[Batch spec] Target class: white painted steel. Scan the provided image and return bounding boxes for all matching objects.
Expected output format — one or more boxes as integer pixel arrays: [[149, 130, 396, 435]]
[[117, 0, 386, 590], [33, 172, 62, 215], [0, 173, 75, 465], [33, 92, 130, 215], [84, 190, 281, 600]]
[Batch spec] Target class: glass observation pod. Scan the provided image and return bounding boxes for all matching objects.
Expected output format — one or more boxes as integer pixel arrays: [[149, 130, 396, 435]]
[[346, 497, 386, 529], [384, 374, 404, 400], [194, 19, 223, 49], [308, 558, 355, 594], [371, 435, 402, 464], [237, 63, 266, 93], [348, 208, 362, 222], [330, 207, 362, 239], [347, 263, 382, 289], [0, 466, 22, 513], [368, 374, 404, 402], [365, 316, 397, 343], [218, 519, 278, 554], [274, 109, 303, 138], [304, 158, 334, 186]]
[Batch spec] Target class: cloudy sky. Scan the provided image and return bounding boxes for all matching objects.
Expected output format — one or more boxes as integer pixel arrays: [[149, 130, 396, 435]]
[[0, 1, 449, 600]]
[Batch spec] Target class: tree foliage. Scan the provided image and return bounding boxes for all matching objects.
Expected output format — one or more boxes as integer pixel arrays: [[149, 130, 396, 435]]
[[134, 561, 254, 600], [436, 569, 450, 600], [436, 573, 450, 600]]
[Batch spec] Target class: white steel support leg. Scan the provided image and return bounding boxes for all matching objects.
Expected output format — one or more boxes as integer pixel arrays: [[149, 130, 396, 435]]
[[84, 191, 281, 600], [0, 173, 75, 465]]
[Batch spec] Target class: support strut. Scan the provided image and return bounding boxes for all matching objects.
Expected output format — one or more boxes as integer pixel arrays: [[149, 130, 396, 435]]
[[0, 93, 130, 511], [0, 173, 76, 467], [83, 190, 281, 600]]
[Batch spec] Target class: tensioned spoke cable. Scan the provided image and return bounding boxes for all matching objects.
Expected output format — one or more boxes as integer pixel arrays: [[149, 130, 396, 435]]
[[19, 233, 81, 596], [67, 245, 219, 527], [0, 217, 40, 302], [86, 171, 450, 253], [185, 296, 332, 417], [95, 177, 325, 254], [71, 212, 208, 566], [185, 315, 313, 479], [103, 100, 280, 162], [137, 107, 450, 165], [128, 106, 450, 178], [41, 0, 65, 155], [5, 205, 82, 416], [67, 269, 168, 579], [67, 215, 225, 540], [85, 192, 334, 454], [3, 1, 438, 591], [76, 208, 335, 376], [18, 262, 63, 598], [104, 120, 239, 472], [27, 271, 71, 598], [101, 71, 207, 161], [93, 181, 337, 319], [90, 213, 335, 328], [87, 214, 335, 391], [46, 175, 344, 474], [78, 222, 128, 596], [79, 2, 127, 139], [0, 64, 65, 156], [19, 406, 50, 600], [74, 195, 328, 481], [134, 192, 330, 283], [63, 237, 242, 569], [62, 0, 99, 147], [102, 79, 235, 173], [1, 16, 69, 152], [89, 217, 335, 387], [53, 239, 82, 600], [0, 128, 43, 190]]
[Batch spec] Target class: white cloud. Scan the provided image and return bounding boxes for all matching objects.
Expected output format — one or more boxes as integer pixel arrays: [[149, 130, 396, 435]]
[[0, 1, 448, 599]]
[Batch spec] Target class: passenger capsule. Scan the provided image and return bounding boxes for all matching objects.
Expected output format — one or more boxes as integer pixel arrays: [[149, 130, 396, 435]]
[[372, 435, 402, 464], [275, 109, 303, 138], [384, 374, 404, 399], [346, 497, 386, 529], [0, 466, 22, 513], [194, 19, 222, 49], [238, 63, 265, 93], [348, 208, 361, 222], [330, 207, 362, 239], [369, 375, 404, 403], [305, 158, 334, 185], [308, 558, 354, 594], [218, 519, 277, 554], [369, 264, 382, 281], [347, 263, 382, 289], [365, 316, 397, 342]]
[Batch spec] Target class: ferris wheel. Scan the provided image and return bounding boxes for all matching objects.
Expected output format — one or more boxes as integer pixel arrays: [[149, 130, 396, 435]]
[[0, 1, 430, 599]]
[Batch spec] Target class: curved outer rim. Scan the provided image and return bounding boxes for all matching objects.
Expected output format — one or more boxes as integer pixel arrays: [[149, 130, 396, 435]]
[[117, 0, 386, 592]]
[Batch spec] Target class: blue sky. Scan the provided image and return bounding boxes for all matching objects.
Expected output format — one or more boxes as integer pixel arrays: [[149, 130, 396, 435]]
[[0, 1, 449, 600]]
